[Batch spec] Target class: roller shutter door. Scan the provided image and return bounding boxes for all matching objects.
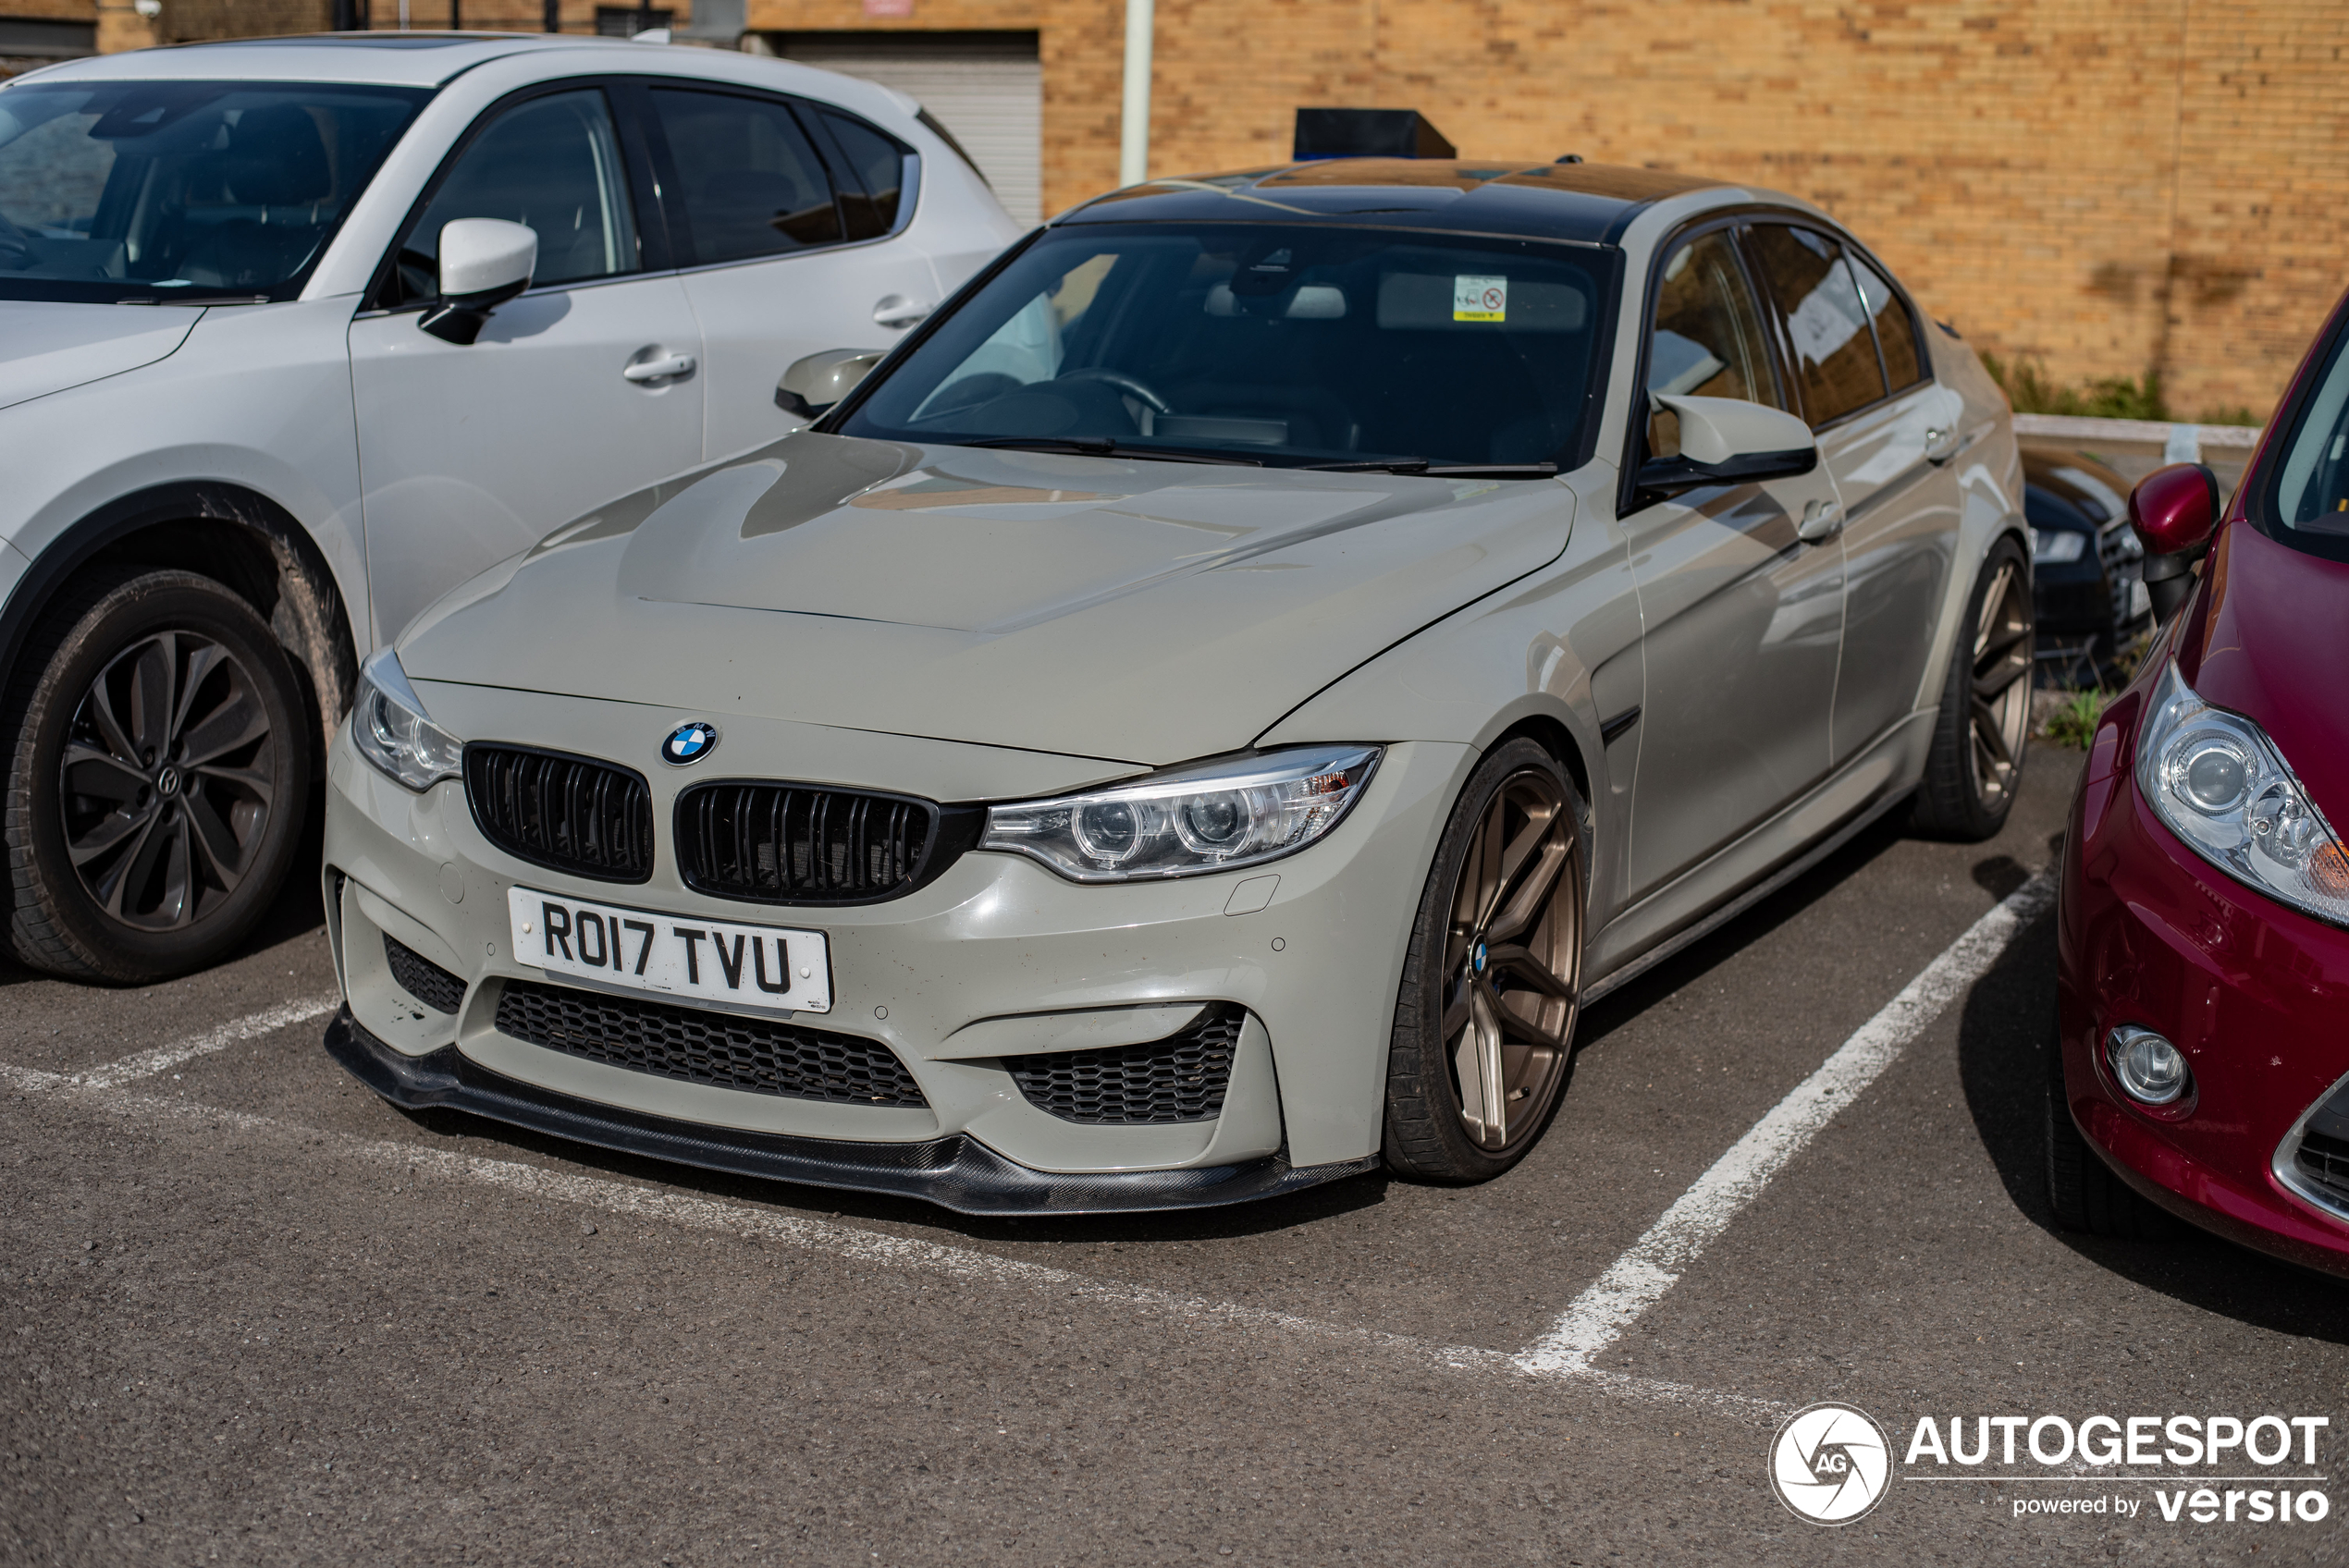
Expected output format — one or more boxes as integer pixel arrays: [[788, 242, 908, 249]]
[[781, 35, 1041, 226]]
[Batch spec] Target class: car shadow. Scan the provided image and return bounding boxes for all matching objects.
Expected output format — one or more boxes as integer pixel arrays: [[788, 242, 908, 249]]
[[1953, 899, 2349, 1345]]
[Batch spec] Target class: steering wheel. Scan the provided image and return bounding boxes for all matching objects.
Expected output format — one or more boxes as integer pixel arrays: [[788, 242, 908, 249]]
[[1056, 367, 1172, 415]]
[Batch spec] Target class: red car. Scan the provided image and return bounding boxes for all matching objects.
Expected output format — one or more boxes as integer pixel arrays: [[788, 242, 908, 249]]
[[2052, 288, 2349, 1272]]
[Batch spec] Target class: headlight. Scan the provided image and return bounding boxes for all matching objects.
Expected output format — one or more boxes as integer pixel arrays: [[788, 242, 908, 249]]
[[980, 745, 1381, 882], [2137, 661, 2349, 926], [350, 648, 463, 791], [2030, 525, 2088, 565]]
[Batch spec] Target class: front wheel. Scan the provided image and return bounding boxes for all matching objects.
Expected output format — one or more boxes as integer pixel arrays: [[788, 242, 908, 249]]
[[1912, 536, 2035, 840], [3, 569, 311, 983], [1382, 738, 1586, 1182]]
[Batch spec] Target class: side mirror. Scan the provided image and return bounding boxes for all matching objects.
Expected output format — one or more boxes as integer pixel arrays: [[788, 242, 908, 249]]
[[419, 218, 537, 346], [1635, 393, 1818, 496], [2129, 461, 2220, 624], [776, 348, 887, 419]]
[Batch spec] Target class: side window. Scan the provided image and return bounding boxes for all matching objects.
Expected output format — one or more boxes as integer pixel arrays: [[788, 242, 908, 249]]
[[1745, 224, 1887, 427], [649, 88, 843, 263], [391, 89, 637, 304], [1849, 253, 1925, 391], [818, 109, 912, 240], [1643, 229, 1780, 459]]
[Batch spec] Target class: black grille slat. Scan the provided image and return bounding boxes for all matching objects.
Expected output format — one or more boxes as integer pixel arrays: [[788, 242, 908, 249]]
[[1007, 1006, 1243, 1125], [677, 781, 942, 905], [383, 933, 465, 1014], [2296, 1129, 2349, 1201], [494, 980, 927, 1108], [464, 745, 654, 884]]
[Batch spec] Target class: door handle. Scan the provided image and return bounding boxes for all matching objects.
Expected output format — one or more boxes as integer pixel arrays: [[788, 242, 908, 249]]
[[873, 294, 931, 329], [1797, 498, 1846, 543], [622, 350, 696, 384], [1924, 425, 1961, 463]]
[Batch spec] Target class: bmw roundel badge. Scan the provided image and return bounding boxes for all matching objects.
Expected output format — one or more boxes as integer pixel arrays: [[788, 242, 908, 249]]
[[661, 720, 719, 766]]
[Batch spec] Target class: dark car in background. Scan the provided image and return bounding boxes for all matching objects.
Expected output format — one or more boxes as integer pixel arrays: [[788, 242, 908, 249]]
[[2024, 446, 2148, 680]]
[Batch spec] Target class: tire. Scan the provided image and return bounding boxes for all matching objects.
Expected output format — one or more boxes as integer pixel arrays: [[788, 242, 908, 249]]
[[1383, 737, 1587, 1182], [1912, 535, 2035, 840], [3, 569, 310, 983], [2045, 1042, 2177, 1241]]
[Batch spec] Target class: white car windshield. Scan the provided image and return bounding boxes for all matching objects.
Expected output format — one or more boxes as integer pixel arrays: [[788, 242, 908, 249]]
[[838, 225, 1611, 471], [0, 80, 427, 303]]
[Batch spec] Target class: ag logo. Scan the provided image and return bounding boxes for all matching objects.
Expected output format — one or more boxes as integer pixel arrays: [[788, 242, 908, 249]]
[[660, 720, 719, 766], [1768, 1402, 1892, 1525]]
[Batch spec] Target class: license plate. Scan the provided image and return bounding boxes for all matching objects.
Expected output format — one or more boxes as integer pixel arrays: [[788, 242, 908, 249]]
[[508, 888, 831, 1015]]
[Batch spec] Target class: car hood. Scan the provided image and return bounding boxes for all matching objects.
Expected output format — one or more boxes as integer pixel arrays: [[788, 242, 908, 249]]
[[2182, 518, 2349, 829], [0, 300, 206, 413], [399, 431, 1578, 769]]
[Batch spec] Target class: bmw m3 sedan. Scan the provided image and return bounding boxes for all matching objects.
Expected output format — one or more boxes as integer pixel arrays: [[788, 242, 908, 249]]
[[321, 158, 2029, 1214]]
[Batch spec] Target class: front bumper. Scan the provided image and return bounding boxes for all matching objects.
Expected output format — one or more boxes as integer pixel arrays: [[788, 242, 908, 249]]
[[2058, 698, 2349, 1275], [322, 690, 1471, 1212], [327, 1006, 1374, 1215]]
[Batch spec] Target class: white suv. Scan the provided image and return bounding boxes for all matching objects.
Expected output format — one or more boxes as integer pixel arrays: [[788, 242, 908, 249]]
[[0, 33, 1023, 982]]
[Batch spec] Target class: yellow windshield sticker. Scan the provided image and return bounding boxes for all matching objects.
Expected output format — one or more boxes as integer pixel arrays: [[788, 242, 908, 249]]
[[1454, 275, 1507, 322]]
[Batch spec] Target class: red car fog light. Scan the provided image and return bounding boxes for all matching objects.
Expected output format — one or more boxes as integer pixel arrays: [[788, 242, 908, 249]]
[[2107, 1024, 2192, 1107]]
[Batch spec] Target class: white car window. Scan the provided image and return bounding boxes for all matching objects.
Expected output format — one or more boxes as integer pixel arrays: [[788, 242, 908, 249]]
[[648, 88, 843, 263], [394, 89, 637, 300]]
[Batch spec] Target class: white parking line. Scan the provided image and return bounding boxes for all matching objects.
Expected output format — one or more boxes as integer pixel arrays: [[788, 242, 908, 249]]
[[0, 1054, 1780, 1416], [71, 995, 340, 1090], [1515, 872, 2056, 1375]]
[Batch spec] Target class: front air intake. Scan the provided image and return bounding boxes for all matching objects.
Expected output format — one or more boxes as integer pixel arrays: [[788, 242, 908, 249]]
[[1006, 1006, 1243, 1124], [464, 744, 654, 884]]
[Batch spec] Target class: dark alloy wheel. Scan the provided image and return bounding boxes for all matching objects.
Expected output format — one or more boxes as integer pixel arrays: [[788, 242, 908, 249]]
[[4, 570, 309, 982], [1384, 738, 1586, 1182], [1913, 536, 2035, 840]]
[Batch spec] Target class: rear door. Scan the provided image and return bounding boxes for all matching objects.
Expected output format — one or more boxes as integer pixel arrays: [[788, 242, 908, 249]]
[[1618, 226, 1848, 902], [642, 84, 941, 461], [349, 81, 705, 644], [1744, 224, 1963, 766]]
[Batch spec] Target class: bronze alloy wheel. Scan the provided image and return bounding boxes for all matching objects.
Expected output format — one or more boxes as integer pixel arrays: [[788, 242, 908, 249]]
[[1913, 537, 2034, 841], [1384, 738, 1586, 1180], [61, 629, 281, 930], [1967, 553, 2035, 813]]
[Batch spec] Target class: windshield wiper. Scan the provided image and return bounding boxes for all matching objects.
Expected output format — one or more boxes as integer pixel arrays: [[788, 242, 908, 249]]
[[1302, 459, 1560, 478], [959, 436, 1264, 467]]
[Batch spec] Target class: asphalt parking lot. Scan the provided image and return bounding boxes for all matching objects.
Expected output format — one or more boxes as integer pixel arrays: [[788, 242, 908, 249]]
[[5, 741, 2343, 1566]]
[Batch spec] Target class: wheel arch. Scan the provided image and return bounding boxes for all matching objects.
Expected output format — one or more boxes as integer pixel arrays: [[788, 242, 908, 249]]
[[0, 482, 360, 761]]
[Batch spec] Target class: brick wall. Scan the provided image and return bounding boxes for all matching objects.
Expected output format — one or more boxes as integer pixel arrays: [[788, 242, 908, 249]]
[[1030, 0, 2345, 422]]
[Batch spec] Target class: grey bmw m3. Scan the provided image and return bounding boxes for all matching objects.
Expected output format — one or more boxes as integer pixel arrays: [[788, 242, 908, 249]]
[[322, 157, 2029, 1215]]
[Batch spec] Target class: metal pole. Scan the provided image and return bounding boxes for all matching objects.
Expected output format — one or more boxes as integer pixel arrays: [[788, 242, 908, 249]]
[[1118, 0, 1153, 187]]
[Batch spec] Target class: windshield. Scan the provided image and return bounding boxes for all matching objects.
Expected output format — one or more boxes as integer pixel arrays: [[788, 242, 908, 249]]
[[836, 224, 1612, 469], [2255, 313, 2349, 563], [0, 80, 427, 303]]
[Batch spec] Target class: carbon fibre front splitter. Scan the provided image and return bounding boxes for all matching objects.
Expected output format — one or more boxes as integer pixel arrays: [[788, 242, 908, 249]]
[[324, 1007, 1377, 1217]]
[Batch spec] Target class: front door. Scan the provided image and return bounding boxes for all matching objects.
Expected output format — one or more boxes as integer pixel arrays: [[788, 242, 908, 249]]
[[643, 84, 940, 462], [1744, 224, 1963, 764], [1621, 227, 1847, 901], [350, 84, 705, 644]]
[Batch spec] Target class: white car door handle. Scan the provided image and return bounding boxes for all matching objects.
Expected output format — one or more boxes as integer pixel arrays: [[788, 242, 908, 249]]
[[1798, 498, 1846, 543], [1924, 425, 1961, 463], [873, 294, 931, 329], [622, 351, 696, 383]]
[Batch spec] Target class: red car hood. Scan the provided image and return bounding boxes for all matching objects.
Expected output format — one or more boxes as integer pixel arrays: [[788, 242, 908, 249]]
[[2179, 519, 2349, 831]]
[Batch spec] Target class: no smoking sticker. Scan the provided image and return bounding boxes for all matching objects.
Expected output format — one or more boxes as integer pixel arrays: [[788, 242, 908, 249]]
[[1454, 274, 1507, 322]]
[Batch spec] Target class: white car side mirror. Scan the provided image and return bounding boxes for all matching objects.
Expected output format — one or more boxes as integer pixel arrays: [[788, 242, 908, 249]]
[[775, 348, 888, 420], [420, 218, 537, 346], [1640, 392, 1818, 495]]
